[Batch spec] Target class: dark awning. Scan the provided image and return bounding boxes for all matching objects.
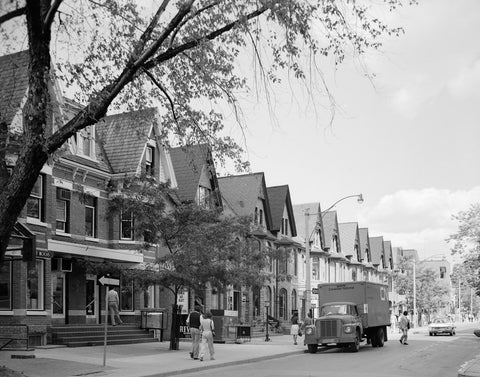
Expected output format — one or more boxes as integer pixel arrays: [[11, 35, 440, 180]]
[[5, 222, 36, 260]]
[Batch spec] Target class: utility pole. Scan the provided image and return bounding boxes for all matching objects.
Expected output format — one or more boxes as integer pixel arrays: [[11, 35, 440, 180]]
[[304, 209, 311, 318], [413, 259, 417, 327]]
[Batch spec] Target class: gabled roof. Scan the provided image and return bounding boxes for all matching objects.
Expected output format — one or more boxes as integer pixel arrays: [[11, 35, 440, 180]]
[[322, 211, 340, 252], [0, 51, 29, 127], [369, 236, 385, 267], [267, 185, 297, 237], [97, 108, 158, 174], [338, 222, 359, 258], [60, 98, 113, 173], [383, 240, 393, 269], [169, 144, 222, 207], [292, 202, 323, 246], [218, 172, 272, 228], [358, 228, 371, 262]]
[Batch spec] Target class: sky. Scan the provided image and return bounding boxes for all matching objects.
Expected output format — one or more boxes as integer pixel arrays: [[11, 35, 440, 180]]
[[221, 0, 480, 263]]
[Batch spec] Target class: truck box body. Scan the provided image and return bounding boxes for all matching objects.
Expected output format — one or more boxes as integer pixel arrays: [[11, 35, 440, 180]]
[[304, 281, 390, 353], [318, 281, 390, 328]]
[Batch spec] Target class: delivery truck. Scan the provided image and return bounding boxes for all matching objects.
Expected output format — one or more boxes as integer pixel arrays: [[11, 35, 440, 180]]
[[304, 281, 390, 353]]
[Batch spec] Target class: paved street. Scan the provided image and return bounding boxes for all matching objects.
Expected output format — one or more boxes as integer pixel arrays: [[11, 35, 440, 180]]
[[176, 324, 480, 377], [1, 323, 479, 377]]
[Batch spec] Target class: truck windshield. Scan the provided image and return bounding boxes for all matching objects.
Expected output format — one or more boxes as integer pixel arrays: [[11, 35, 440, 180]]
[[320, 304, 350, 316]]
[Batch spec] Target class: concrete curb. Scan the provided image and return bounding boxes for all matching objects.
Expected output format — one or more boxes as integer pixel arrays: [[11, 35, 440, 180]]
[[458, 356, 480, 377], [143, 349, 305, 377]]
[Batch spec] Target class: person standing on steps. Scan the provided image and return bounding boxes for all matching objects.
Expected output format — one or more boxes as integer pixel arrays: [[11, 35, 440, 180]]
[[186, 305, 202, 360], [399, 311, 410, 345], [199, 311, 215, 361], [107, 287, 123, 326]]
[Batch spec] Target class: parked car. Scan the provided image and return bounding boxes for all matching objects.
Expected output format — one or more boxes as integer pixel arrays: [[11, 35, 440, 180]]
[[428, 318, 455, 336]]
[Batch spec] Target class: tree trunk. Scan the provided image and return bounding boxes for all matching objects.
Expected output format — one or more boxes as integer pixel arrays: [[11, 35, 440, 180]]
[[169, 302, 181, 351]]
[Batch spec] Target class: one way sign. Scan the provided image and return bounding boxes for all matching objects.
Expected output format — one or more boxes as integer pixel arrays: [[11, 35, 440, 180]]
[[98, 276, 119, 286]]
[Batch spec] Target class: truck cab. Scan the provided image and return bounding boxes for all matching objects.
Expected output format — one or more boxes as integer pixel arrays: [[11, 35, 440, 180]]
[[305, 302, 362, 353]]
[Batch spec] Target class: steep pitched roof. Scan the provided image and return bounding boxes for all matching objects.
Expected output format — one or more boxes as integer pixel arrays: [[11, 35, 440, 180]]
[[358, 228, 371, 262], [97, 108, 158, 174], [292, 202, 323, 246], [383, 240, 393, 269], [218, 173, 272, 228], [0, 51, 29, 127], [369, 236, 385, 267], [169, 144, 221, 206], [322, 211, 340, 252], [338, 222, 359, 258], [267, 185, 297, 237]]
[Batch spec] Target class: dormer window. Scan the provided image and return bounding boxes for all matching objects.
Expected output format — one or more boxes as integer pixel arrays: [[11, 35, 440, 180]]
[[197, 186, 211, 209], [146, 146, 155, 176], [259, 209, 263, 225], [77, 125, 96, 159], [254, 208, 258, 224]]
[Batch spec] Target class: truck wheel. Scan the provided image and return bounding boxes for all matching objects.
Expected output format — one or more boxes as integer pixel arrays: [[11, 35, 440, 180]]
[[376, 327, 385, 347], [370, 332, 378, 347], [349, 330, 360, 353], [307, 344, 318, 354]]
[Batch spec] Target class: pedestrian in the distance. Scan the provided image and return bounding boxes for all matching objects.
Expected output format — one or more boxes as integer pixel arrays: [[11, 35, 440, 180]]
[[399, 310, 410, 345], [290, 313, 300, 345], [107, 287, 123, 326], [199, 311, 215, 361], [186, 305, 202, 360]]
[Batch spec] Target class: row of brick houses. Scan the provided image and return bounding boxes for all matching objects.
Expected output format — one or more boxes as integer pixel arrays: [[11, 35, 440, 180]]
[[1, 50, 434, 346]]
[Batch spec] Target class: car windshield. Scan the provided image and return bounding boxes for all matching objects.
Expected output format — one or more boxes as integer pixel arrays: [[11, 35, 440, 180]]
[[432, 318, 449, 324]]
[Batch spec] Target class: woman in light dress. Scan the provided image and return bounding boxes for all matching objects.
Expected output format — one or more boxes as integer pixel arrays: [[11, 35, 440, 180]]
[[199, 311, 215, 361]]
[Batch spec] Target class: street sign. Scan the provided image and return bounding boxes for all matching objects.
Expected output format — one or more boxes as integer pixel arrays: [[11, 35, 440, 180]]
[[312, 288, 319, 294], [98, 276, 119, 286]]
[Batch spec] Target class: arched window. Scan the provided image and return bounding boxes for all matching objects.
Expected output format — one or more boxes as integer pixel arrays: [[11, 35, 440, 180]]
[[254, 207, 258, 224], [279, 288, 288, 320], [291, 289, 297, 311]]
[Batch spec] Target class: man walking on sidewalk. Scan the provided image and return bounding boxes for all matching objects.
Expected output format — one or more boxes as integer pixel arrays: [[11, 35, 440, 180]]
[[186, 306, 203, 359], [399, 311, 410, 345], [107, 287, 123, 326]]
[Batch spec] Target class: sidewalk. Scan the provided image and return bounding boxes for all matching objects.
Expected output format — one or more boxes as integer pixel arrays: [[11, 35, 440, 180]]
[[1, 324, 479, 377], [0, 335, 304, 377]]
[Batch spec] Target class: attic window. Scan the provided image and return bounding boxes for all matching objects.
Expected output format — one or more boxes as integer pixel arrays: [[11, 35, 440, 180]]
[[146, 146, 155, 176], [77, 125, 96, 159], [197, 186, 211, 209]]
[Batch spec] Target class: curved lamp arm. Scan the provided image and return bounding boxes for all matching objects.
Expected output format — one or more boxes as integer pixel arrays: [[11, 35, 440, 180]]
[[321, 194, 363, 218]]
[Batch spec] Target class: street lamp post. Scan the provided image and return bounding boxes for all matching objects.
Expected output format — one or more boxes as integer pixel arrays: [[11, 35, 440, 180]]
[[265, 303, 270, 342], [304, 194, 364, 317]]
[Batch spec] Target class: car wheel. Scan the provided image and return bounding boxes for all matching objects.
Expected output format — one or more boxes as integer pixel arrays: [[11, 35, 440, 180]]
[[429, 332, 433, 336], [307, 344, 318, 354]]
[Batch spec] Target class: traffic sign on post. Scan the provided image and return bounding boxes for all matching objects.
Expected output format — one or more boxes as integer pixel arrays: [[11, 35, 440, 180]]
[[312, 287, 319, 294], [98, 276, 119, 286]]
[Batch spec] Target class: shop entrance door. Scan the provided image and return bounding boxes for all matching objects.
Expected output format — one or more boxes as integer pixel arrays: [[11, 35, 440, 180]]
[[51, 272, 66, 320], [86, 274, 99, 324]]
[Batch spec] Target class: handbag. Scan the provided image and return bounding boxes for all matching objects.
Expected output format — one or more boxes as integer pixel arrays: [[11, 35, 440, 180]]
[[210, 320, 216, 337]]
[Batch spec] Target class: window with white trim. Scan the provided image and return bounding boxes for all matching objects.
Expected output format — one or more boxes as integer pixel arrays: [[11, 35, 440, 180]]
[[145, 146, 155, 176], [196, 186, 211, 209], [120, 211, 134, 240], [85, 195, 97, 238], [77, 125, 96, 159], [27, 260, 44, 310], [26, 175, 45, 221], [0, 261, 12, 310], [56, 188, 71, 233]]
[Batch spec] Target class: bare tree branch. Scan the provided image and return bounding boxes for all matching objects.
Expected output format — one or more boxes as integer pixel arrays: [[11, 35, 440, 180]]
[[43, 0, 63, 31], [0, 6, 26, 25], [46, 1, 195, 153], [144, 5, 268, 70], [142, 67, 179, 124]]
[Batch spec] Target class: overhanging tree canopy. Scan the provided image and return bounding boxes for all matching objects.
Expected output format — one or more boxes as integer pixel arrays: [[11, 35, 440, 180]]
[[0, 0, 413, 262]]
